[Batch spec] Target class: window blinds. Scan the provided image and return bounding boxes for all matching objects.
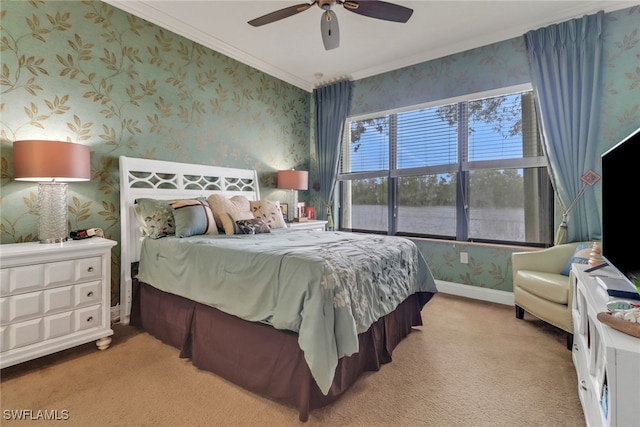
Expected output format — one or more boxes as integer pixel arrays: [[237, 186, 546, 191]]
[[340, 89, 546, 179]]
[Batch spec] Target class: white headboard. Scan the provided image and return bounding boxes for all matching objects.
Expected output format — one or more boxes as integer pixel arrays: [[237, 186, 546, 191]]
[[118, 156, 260, 324]]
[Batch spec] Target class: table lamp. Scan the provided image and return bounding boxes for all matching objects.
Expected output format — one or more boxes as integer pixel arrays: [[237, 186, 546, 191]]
[[277, 169, 308, 222], [13, 140, 90, 243]]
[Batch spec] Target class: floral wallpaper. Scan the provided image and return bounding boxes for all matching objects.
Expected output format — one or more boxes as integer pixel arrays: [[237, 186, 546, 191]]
[[0, 1, 309, 303], [1, 1, 638, 301], [340, 6, 640, 292]]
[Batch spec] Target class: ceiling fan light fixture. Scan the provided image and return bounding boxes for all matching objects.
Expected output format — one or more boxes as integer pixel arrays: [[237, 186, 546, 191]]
[[343, 1, 359, 10]]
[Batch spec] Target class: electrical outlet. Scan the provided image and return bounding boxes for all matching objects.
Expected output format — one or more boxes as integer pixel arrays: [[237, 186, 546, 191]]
[[460, 252, 469, 264]]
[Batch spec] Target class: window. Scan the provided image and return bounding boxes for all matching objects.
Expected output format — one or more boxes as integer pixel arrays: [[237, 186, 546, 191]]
[[338, 86, 552, 245]]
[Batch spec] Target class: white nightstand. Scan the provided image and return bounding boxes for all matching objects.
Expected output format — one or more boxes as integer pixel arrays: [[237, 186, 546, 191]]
[[0, 237, 117, 368], [287, 220, 328, 231]]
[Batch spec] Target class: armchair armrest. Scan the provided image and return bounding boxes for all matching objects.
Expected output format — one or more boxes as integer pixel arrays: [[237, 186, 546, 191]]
[[512, 243, 582, 275]]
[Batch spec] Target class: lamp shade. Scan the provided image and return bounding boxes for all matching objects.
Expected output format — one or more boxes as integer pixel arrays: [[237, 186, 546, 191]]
[[13, 140, 90, 182], [277, 170, 308, 191]]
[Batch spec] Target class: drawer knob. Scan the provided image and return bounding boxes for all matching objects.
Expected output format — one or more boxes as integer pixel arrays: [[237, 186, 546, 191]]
[[87, 267, 94, 273], [580, 379, 588, 391], [87, 316, 93, 322], [87, 291, 94, 297]]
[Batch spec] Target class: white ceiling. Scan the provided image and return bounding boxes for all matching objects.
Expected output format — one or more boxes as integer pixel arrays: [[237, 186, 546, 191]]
[[104, 1, 638, 92]]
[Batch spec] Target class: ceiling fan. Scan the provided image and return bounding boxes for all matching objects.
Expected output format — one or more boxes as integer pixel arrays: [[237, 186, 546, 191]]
[[248, 1, 413, 51]]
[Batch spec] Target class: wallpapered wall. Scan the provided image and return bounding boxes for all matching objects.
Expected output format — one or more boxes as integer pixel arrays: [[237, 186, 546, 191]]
[[348, 6, 640, 291], [1, 2, 639, 301], [0, 1, 310, 302]]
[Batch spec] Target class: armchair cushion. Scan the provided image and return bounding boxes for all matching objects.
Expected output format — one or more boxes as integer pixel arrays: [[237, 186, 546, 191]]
[[515, 270, 569, 304]]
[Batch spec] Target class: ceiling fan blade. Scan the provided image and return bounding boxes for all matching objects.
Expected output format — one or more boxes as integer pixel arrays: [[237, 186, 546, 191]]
[[342, 0, 413, 23], [248, 2, 314, 27], [321, 9, 340, 50]]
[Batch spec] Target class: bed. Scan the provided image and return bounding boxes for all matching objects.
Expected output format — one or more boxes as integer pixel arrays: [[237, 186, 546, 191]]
[[118, 156, 437, 421]]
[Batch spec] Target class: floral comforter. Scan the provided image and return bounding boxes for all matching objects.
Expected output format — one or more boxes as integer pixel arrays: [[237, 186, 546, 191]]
[[138, 229, 437, 394]]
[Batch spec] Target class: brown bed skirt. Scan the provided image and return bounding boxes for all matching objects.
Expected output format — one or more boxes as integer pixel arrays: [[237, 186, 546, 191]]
[[131, 281, 434, 421]]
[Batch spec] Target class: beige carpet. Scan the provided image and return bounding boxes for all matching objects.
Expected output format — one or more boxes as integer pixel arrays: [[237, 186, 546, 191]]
[[0, 293, 585, 427]]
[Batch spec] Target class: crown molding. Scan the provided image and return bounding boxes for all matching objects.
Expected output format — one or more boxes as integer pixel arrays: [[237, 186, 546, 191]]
[[104, 0, 315, 92], [104, 1, 640, 93]]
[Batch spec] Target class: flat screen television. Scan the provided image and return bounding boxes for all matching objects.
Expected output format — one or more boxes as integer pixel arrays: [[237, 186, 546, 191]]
[[601, 125, 640, 284]]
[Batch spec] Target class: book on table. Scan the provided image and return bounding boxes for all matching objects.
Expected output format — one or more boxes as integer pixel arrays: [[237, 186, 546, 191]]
[[596, 276, 640, 300]]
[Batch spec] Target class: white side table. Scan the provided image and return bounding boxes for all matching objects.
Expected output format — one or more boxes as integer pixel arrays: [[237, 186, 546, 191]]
[[287, 220, 328, 231], [571, 264, 640, 427], [0, 237, 117, 368]]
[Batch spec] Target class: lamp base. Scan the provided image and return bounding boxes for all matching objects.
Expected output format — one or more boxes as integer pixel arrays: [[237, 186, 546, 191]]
[[39, 237, 67, 244], [287, 189, 298, 223], [38, 182, 69, 244]]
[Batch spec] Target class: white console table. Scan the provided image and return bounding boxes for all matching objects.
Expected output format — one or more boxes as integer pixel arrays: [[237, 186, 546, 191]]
[[571, 264, 640, 427]]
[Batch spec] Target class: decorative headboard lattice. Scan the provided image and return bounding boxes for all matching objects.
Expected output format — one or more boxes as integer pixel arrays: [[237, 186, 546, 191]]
[[118, 156, 260, 324], [125, 170, 257, 192]]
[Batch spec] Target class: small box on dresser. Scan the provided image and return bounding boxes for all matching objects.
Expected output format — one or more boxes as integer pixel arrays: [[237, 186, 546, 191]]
[[571, 264, 640, 427], [0, 237, 117, 368]]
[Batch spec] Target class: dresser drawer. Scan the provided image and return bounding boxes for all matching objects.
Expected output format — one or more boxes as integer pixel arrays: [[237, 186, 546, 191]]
[[0, 325, 7, 352], [47, 260, 76, 287], [0, 291, 43, 324], [1, 264, 45, 295], [74, 281, 102, 306], [0, 281, 102, 325], [1, 304, 104, 352], [1, 269, 9, 295], [6, 318, 44, 350], [1, 257, 101, 297], [75, 257, 102, 281], [75, 305, 103, 331], [44, 285, 74, 314], [44, 311, 74, 340], [0, 261, 76, 295]]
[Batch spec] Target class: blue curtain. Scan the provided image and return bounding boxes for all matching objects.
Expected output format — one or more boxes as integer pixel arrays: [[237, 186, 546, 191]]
[[524, 11, 603, 243], [314, 80, 353, 219]]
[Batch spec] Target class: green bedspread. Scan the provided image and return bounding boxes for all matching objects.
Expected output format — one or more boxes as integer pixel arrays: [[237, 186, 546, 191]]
[[138, 229, 437, 394]]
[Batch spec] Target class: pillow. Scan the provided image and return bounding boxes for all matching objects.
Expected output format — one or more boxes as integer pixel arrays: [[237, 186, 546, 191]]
[[170, 199, 218, 237], [561, 243, 592, 276], [207, 194, 253, 235], [134, 198, 175, 239], [133, 204, 146, 235], [250, 199, 287, 229], [236, 218, 271, 235]]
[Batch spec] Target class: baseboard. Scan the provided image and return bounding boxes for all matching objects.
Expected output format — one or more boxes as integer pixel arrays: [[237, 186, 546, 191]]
[[435, 280, 514, 306]]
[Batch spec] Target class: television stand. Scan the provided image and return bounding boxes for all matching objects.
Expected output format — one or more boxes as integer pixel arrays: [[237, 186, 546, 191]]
[[571, 264, 640, 426]]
